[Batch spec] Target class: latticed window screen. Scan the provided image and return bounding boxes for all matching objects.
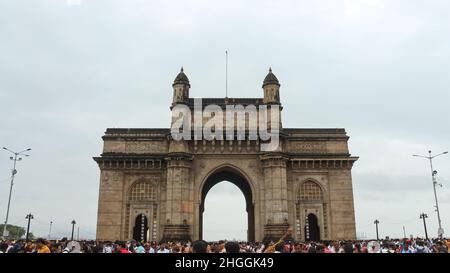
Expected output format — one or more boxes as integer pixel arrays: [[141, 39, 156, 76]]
[[129, 182, 156, 201], [298, 181, 323, 201]]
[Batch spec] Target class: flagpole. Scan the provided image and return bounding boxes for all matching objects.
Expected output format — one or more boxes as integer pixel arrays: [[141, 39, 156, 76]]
[[225, 50, 228, 98]]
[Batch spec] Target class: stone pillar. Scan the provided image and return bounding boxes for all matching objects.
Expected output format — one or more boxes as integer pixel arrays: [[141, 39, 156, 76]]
[[161, 153, 193, 241], [328, 169, 357, 240], [260, 154, 290, 242], [96, 170, 124, 241]]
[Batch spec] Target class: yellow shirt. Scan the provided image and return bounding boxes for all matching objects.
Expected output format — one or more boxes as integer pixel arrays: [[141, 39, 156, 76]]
[[37, 245, 51, 253]]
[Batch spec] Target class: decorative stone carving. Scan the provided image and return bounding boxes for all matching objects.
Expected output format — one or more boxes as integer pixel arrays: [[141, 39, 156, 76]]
[[125, 141, 167, 153], [290, 142, 327, 153]]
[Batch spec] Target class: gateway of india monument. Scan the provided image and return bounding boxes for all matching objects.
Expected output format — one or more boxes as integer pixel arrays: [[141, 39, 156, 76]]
[[93, 67, 358, 243]]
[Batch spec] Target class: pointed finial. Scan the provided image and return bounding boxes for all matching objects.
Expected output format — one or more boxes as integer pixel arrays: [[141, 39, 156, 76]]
[[262, 66, 279, 87], [181, 66, 184, 72]]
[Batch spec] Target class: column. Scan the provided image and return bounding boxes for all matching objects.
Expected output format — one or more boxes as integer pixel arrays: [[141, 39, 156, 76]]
[[260, 155, 290, 242], [161, 154, 193, 241]]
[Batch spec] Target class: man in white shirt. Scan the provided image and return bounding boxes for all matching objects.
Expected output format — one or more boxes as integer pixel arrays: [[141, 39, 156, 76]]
[[157, 243, 170, 253]]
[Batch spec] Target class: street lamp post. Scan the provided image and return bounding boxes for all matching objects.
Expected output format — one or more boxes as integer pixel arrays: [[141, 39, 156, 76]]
[[1, 147, 31, 239], [48, 221, 53, 240], [71, 220, 76, 241], [413, 150, 448, 238], [420, 213, 429, 240], [374, 219, 380, 240], [25, 213, 34, 242]]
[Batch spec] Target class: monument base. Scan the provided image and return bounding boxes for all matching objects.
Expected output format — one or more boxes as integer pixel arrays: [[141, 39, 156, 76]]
[[161, 224, 191, 242], [263, 223, 291, 243]]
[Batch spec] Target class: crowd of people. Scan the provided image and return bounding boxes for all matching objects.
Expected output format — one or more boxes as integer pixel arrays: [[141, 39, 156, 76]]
[[0, 237, 449, 253]]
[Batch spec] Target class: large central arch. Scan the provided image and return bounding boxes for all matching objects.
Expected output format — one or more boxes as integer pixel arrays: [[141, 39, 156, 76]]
[[199, 166, 255, 242]]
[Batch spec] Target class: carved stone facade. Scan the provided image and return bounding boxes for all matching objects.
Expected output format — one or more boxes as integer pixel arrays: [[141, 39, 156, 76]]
[[94, 68, 358, 242]]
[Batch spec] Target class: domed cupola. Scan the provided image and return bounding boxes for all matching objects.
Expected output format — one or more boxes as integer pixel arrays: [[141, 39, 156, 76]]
[[173, 67, 190, 87], [262, 67, 280, 88], [262, 67, 281, 104], [172, 67, 190, 105]]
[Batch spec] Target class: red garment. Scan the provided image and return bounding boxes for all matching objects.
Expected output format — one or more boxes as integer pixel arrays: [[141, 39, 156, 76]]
[[120, 248, 129, 253]]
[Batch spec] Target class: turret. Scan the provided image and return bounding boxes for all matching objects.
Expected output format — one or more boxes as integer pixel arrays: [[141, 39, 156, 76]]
[[172, 67, 190, 106], [262, 67, 280, 104]]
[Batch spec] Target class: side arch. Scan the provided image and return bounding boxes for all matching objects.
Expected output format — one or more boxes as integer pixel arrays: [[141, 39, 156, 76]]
[[295, 178, 329, 241], [125, 178, 159, 241]]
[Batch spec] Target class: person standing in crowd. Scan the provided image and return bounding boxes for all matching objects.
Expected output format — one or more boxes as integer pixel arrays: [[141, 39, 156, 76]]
[[272, 243, 283, 253], [118, 242, 129, 253], [35, 238, 51, 253], [192, 240, 208, 253], [368, 243, 378, 253], [360, 242, 368, 253], [103, 242, 113, 253], [224, 241, 240, 253], [0, 243, 8, 253], [337, 241, 345, 253], [353, 243, 361, 253], [343, 242, 353, 253], [50, 242, 61, 253], [292, 243, 303, 253], [401, 244, 413, 253], [433, 241, 448, 253], [445, 239, 450, 252], [157, 243, 170, 253], [307, 243, 316, 253], [135, 242, 146, 253], [315, 244, 325, 253], [414, 240, 430, 253]]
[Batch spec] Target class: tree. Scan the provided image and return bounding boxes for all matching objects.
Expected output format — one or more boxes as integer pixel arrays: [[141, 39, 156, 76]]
[[0, 224, 34, 240]]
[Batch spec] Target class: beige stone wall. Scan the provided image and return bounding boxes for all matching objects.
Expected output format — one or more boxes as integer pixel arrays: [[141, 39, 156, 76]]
[[286, 140, 349, 155], [103, 140, 169, 154], [96, 130, 357, 242], [122, 173, 163, 240], [328, 170, 357, 240], [288, 170, 331, 240], [96, 170, 124, 241]]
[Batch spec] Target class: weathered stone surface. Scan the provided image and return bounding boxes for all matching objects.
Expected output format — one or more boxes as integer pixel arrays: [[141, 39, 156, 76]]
[[94, 71, 358, 242]]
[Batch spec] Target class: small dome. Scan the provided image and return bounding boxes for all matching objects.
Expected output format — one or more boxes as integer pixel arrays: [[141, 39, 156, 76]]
[[262, 67, 280, 87], [173, 67, 190, 86]]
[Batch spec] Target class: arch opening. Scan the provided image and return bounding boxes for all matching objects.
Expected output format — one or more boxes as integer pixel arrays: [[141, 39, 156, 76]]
[[305, 213, 320, 241], [200, 168, 255, 242], [133, 214, 149, 242]]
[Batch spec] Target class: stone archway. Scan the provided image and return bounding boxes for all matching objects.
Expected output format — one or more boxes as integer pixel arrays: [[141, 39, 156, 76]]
[[94, 68, 359, 242], [133, 213, 149, 242], [305, 213, 320, 241], [199, 167, 255, 242]]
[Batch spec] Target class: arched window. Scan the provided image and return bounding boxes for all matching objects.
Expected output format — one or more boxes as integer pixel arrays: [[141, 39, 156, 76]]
[[128, 181, 156, 201], [298, 181, 323, 201]]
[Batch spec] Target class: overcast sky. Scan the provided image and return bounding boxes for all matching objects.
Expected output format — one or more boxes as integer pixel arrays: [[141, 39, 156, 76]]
[[1, 0, 449, 241]]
